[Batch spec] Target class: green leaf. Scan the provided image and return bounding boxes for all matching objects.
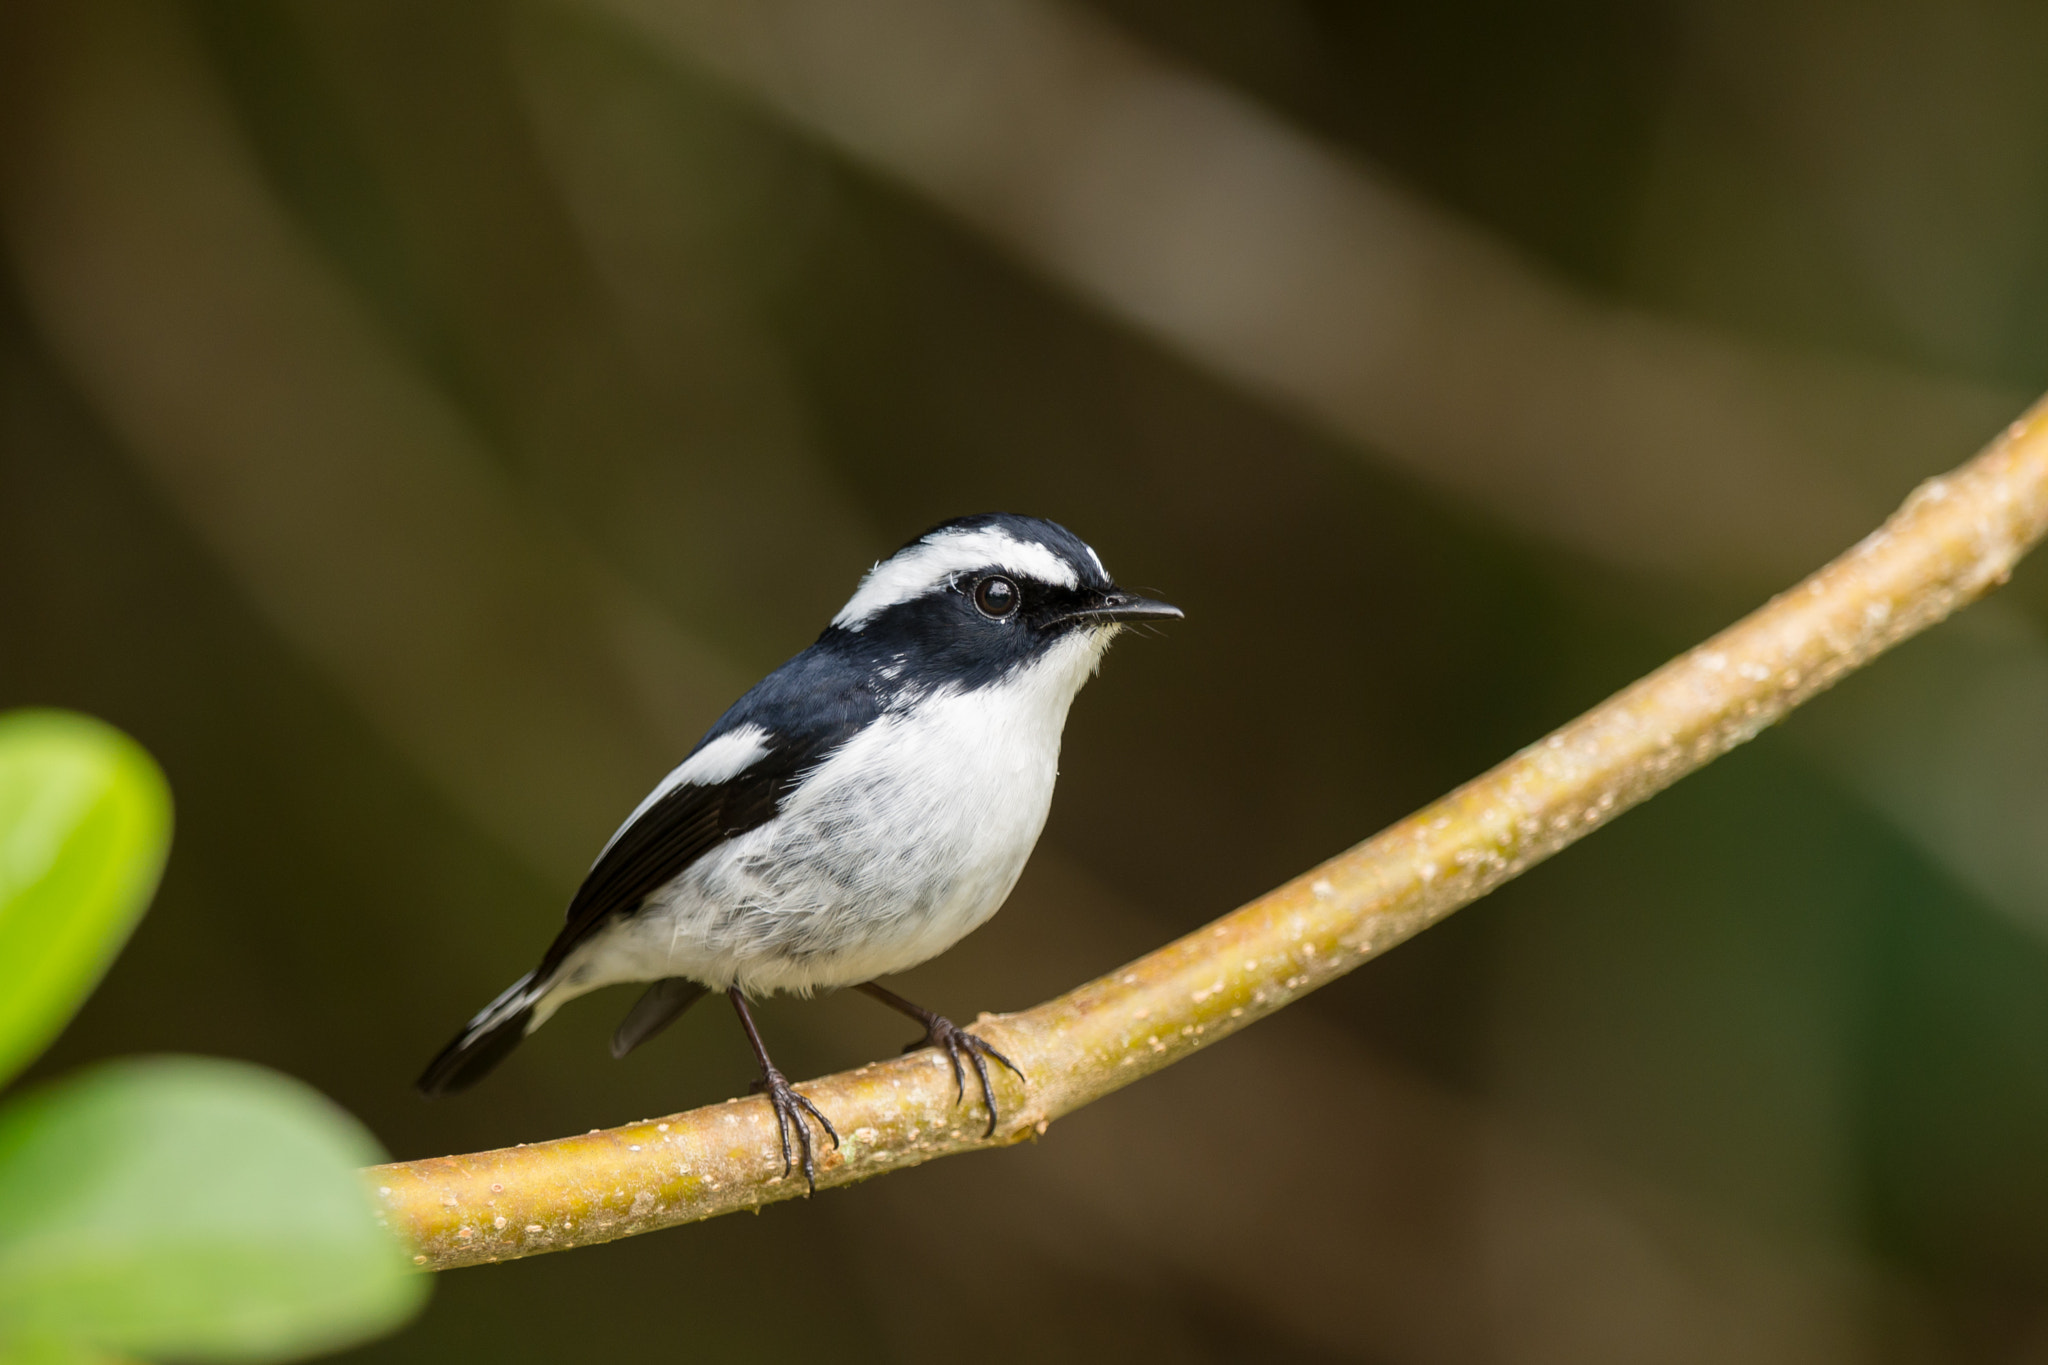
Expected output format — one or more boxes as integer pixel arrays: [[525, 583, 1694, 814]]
[[0, 1332, 127, 1365], [0, 1057, 430, 1362], [0, 711, 171, 1088]]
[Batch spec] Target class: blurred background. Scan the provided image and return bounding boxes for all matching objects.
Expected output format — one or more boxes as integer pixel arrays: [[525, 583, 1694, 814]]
[[6, 0, 2048, 1359]]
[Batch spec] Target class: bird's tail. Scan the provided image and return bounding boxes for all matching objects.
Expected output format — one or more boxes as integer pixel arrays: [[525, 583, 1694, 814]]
[[416, 970, 548, 1096]]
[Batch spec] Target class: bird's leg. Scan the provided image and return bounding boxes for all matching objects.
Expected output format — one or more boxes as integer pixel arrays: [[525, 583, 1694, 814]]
[[728, 987, 838, 1193], [855, 981, 1026, 1137]]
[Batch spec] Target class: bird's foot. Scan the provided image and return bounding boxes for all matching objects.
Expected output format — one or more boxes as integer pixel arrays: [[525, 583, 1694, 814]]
[[905, 1013, 1026, 1138], [748, 1066, 839, 1193]]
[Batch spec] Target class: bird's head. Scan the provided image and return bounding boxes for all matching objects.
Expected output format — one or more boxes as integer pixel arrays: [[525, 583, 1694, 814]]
[[825, 513, 1181, 692]]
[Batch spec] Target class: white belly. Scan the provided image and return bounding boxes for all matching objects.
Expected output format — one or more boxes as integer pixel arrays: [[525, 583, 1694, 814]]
[[557, 627, 1110, 1000]]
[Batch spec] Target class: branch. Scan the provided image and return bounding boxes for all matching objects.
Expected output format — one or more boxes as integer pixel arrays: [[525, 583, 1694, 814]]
[[369, 399, 2048, 1271]]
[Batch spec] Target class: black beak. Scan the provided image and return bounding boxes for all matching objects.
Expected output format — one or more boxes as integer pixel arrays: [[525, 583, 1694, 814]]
[[1049, 590, 1184, 627]]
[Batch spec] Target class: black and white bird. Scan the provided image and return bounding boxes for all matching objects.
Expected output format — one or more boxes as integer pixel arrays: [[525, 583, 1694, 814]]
[[417, 513, 1179, 1187]]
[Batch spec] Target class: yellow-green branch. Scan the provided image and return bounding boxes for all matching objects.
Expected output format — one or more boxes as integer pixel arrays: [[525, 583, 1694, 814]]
[[369, 398, 2048, 1272]]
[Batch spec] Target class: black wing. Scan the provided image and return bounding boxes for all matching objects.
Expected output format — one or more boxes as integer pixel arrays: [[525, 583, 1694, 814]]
[[534, 773, 765, 977], [533, 643, 883, 980]]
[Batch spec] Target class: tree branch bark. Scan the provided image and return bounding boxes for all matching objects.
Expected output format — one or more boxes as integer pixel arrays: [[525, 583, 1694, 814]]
[[369, 398, 2048, 1271]]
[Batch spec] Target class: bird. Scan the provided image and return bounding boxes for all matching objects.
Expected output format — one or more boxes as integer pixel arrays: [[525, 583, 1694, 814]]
[[416, 512, 1180, 1189]]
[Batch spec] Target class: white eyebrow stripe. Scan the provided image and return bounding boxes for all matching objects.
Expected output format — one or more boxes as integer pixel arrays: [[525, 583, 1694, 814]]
[[596, 724, 772, 860], [832, 527, 1080, 630]]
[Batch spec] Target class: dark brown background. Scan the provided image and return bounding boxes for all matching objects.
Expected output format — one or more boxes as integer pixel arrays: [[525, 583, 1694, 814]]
[[7, 1, 2048, 1360]]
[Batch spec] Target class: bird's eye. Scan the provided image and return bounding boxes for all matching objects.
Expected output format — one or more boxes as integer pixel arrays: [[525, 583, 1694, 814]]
[[973, 575, 1019, 618]]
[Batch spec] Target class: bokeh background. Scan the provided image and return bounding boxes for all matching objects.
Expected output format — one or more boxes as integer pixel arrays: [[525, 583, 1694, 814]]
[[7, 0, 2048, 1360]]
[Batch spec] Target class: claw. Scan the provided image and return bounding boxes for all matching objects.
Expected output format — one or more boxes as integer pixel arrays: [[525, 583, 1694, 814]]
[[729, 987, 839, 1194], [755, 1065, 838, 1191], [907, 1032, 968, 1100], [940, 1021, 1025, 1137], [857, 983, 1028, 1137], [911, 1015, 1025, 1136]]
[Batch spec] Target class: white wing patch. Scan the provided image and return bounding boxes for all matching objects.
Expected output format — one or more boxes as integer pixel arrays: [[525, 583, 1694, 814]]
[[833, 526, 1080, 631], [595, 724, 772, 861]]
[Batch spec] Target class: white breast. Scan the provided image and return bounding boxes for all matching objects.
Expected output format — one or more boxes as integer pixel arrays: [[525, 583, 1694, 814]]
[[562, 626, 1116, 999]]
